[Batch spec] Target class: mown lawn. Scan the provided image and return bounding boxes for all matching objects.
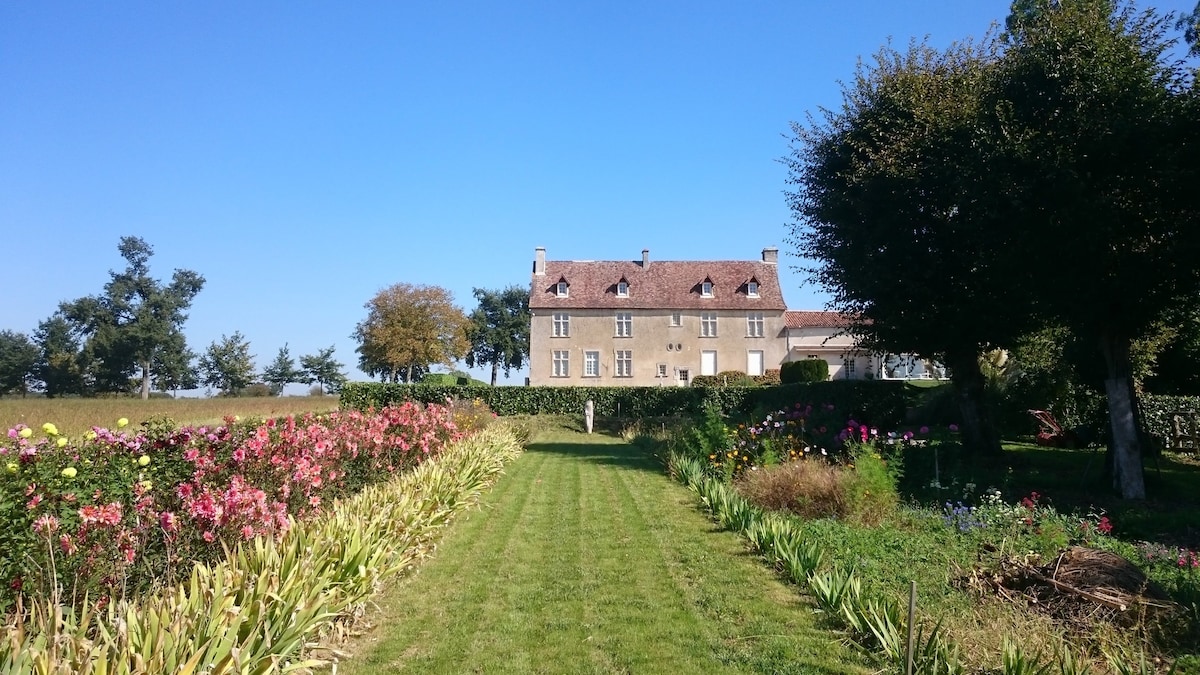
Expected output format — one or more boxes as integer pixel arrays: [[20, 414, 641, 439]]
[[337, 426, 867, 675]]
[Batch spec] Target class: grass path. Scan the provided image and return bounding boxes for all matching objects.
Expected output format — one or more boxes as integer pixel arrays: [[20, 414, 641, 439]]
[[337, 427, 867, 674]]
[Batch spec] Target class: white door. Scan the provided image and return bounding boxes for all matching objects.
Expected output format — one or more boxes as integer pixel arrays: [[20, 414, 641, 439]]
[[747, 350, 764, 376], [700, 350, 717, 376]]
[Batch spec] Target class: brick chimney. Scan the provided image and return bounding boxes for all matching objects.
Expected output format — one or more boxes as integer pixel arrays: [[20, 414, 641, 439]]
[[534, 247, 546, 276], [762, 247, 779, 264], [642, 249, 650, 269]]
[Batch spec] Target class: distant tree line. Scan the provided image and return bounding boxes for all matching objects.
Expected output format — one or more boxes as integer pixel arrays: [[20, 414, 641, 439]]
[[0, 236, 347, 398]]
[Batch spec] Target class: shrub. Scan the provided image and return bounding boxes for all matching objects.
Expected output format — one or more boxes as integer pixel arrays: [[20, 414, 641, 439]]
[[736, 460, 850, 520], [753, 369, 782, 386], [420, 373, 462, 386], [244, 383, 273, 397], [781, 359, 829, 384]]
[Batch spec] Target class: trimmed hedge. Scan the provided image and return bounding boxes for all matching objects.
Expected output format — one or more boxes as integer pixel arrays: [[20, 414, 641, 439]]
[[781, 359, 829, 384], [341, 380, 913, 428]]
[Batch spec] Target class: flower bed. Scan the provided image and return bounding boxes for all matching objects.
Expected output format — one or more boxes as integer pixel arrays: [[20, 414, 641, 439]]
[[1, 402, 461, 611]]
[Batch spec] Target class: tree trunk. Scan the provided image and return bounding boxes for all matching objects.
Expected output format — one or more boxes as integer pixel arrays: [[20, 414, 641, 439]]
[[1099, 332, 1145, 500], [943, 349, 1003, 456], [490, 361, 499, 387], [406, 364, 413, 383], [140, 360, 151, 400]]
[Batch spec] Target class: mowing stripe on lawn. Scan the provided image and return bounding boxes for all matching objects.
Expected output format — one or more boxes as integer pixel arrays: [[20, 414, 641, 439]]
[[338, 429, 867, 675]]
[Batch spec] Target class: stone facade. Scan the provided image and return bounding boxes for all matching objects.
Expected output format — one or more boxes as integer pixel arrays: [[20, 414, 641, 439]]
[[529, 247, 789, 386]]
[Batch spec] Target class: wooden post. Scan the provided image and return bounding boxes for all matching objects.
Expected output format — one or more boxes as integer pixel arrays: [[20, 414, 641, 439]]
[[906, 580, 916, 675]]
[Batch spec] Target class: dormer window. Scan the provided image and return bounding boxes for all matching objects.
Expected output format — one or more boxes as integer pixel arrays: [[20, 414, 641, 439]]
[[617, 279, 629, 297], [701, 279, 714, 297], [556, 279, 569, 297], [747, 280, 759, 297]]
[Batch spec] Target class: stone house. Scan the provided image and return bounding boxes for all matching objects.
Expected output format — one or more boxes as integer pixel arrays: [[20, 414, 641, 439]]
[[528, 247, 789, 386]]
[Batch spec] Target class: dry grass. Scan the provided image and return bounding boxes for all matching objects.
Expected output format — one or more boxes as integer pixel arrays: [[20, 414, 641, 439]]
[[0, 396, 340, 435], [736, 460, 852, 521]]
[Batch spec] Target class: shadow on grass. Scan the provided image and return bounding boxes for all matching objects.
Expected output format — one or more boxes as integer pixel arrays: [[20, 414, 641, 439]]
[[900, 440, 1200, 546], [522, 435, 666, 476]]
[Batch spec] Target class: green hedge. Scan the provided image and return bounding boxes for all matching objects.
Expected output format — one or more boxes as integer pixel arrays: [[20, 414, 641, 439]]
[[781, 359, 829, 384], [341, 380, 913, 428]]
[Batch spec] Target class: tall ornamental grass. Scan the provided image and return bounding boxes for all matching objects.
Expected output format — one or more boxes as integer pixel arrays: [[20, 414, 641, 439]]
[[0, 424, 522, 674]]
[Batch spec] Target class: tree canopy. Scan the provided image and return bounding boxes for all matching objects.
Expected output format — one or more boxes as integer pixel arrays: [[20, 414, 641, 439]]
[[465, 286, 530, 386], [354, 283, 469, 383], [262, 344, 305, 396], [786, 0, 1199, 498], [199, 332, 255, 396], [0, 331, 39, 397], [59, 236, 204, 399], [299, 346, 347, 395]]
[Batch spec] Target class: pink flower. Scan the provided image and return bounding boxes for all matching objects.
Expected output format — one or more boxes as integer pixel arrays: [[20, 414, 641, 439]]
[[202, 531, 215, 543], [33, 514, 59, 534]]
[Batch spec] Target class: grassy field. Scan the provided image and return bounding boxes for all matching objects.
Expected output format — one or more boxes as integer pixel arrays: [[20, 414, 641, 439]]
[[0, 396, 341, 436], [336, 422, 868, 675]]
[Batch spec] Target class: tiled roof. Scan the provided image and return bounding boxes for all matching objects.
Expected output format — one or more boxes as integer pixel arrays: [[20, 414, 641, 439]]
[[531, 258, 786, 311], [784, 310, 858, 329]]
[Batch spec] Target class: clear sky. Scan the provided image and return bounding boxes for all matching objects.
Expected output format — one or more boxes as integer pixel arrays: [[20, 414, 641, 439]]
[[2, 1, 1194, 389]]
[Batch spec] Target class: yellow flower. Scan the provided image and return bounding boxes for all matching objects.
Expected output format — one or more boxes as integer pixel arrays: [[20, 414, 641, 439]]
[[138, 455, 151, 467], [42, 423, 59, 436], [117, 418, 129, 429], [6, 462, 17, 473], [18, 428, 32, 439], [56, 437, 68, 448], [85, 430, 97, 440], [61, 467, 77, 479], [139, 480, 153, 491]]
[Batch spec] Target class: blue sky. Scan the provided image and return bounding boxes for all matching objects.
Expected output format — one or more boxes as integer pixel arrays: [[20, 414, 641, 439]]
[[2, 1, 1194, 388]]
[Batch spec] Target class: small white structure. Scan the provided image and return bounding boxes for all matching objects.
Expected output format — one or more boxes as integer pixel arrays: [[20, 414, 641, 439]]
[[783, 311, 948, 381]]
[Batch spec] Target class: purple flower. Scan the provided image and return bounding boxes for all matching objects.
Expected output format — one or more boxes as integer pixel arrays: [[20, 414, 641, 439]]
[[948, 424, 959, 432], [919, 426, 930, 435]]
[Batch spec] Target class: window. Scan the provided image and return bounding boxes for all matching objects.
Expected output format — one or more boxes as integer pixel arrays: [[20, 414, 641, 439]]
[[747, 281, 759, 297], [701, 280, 713, 297], [656, 363, 668, 378], [552, 350, 570, 377], [617, 281, 629, 297], [584, 351, 600, 377], [556, 280, 568, 297], [701, 350, 717, 376], [552, 312, 569, 337], [615, 312, 632, 337], [746, 312, 764, 337], [701, 312, 717, 337], [615, 350, 632, 378], [747, 350, 764, 376], [670, 312, 682, 327], [843, 356, 856, 379]]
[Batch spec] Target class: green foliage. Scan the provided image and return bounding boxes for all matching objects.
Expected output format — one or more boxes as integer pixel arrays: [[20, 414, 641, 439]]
[[33, 316, 86, 398], [781, 359, 829, 384], [342, 380, 912, 428], [261, 343, 305, 395], [464, 286, 530, 386], [198, 332, 255, 396], [0, 330, 39, 396], [299, 345, 347, 395], [58, 236, 205, 399]]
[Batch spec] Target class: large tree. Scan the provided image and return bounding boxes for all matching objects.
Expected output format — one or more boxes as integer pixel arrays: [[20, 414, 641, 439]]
[[0, 331, 40, 397], [151, 333, 199, 395], [59, 237, 205, 399], [986, 0, 1200, 498], [299, 346, 347, 395], [198, 332, 255, 396], [262, 344, 305, 396], [353, 283, 469, 383], [33, 315, 87, 397], [464, 286, 530, 386], [785, 36, 1020, 456]]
